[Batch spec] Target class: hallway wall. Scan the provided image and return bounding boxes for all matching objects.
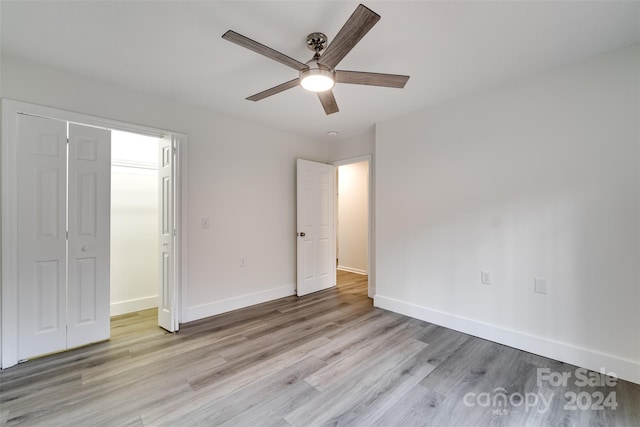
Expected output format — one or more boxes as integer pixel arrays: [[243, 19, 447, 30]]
[[338, 161, 369, 274]]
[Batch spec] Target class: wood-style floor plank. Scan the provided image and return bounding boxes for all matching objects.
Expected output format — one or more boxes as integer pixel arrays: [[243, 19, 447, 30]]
[[374, 383, 446, 427], [1, 270, 638, 426]]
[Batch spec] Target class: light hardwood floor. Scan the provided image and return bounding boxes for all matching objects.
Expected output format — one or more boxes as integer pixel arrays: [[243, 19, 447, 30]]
[[1, 270, 638, 426]]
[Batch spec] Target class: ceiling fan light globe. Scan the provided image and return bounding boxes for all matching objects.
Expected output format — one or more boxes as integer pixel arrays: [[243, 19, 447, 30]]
[[300, 69, 335, 92]]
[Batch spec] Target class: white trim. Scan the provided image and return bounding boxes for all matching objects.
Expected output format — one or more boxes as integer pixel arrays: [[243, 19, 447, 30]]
[[111, 159, 158, 170], [1, 100, 21, 368], [374, 294, 640, 385], [170, 134, 183, 332], [332, 154, 371, 167], [332, 154, 373, 298], [1, 98, 188, 368], [184, 284, 295, 323], [177, 135, 189, 330], [337, 266, 368, 275], [2, 98, 168, 137], [110, 296, 158, 317]]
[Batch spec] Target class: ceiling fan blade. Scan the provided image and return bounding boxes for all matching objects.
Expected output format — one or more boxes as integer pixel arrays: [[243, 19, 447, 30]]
[[246, 78, 300, 101], [317, 4, 380, 70], [223, 30, 308, 71], [317, 90, 339, 115], [335, 70, 409, 88]]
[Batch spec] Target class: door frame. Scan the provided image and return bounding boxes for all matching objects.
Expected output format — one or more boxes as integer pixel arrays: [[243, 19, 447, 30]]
[[332, 155, 374, 298], [1, 98, 188, 368]]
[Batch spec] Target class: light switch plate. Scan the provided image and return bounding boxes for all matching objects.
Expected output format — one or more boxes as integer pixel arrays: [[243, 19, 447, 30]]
[[534, 278, 547, 294], [481, 271, 492, 285]]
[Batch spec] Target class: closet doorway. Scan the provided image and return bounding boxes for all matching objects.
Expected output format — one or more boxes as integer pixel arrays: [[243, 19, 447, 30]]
[[110, 131, 160, 316]]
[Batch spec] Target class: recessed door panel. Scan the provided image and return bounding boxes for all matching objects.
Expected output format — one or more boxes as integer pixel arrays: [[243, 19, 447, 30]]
[[162, 252, 170, 311], [162, 176, 171, 235], [75, 136, 97, 161], [36, 168, 61, 239], [35, 260, 61, 332], [77, 172, 98, 236], [71, 257, 98, 324], [320, 188, 331, 226]]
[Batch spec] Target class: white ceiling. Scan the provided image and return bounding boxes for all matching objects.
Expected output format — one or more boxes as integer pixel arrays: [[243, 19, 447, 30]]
[[2, 1, 639, 141]]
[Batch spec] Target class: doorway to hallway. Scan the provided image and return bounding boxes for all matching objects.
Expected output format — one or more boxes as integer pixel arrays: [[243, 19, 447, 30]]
[[335, 157, 371, 297]]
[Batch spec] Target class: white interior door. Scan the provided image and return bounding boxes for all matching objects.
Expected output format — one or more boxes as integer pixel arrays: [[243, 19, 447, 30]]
[[67, 124, 111, 348], [158, 135, 178, 332], [17, 114, 68, 360], [296, 159, 336, 296]]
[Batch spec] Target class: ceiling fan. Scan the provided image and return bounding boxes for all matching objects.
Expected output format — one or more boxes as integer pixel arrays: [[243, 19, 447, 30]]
[[222, 3, 409, 115]]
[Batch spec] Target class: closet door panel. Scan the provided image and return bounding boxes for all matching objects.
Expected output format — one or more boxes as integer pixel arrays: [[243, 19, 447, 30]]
[[17, 114, 68, 360], [67, 124, 111, 348], [157, 135, 177, 332]]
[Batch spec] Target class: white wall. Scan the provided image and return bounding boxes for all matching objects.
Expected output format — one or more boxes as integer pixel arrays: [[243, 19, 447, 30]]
[[375, 45, 640, 383], [110, 131, 159, 316], [338, 161, 369, 274], [328, 128, 375, 162], [0, 55, 329, 323]]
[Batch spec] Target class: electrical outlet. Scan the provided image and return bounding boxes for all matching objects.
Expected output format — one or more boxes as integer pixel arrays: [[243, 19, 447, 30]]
[[240, 257, 247, 267], [201, 217, 210, 229], [534, 278, 547, 294], [481, 271, 492, 285]]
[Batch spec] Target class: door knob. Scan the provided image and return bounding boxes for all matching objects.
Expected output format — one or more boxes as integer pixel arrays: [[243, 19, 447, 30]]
[[298, 232, 305, 237], [81, 245, 89, 252]]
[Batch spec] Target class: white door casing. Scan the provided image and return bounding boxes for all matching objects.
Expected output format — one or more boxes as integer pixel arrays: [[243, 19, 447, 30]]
[[296, 159, 336, 296], [17, 114, 69, 360], [67, 123, 111, 348], [158, 135, 178, 332]]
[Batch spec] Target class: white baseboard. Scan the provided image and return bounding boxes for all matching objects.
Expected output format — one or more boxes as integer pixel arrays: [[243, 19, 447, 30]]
[[374, 294, 640, 385], [337, 265, 368, 275], [110, 296, 158, 316], [184, 284, 295, 323]]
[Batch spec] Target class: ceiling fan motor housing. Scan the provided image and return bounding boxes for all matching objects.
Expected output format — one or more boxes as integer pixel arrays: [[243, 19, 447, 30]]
[[306, 32, 328, 53]]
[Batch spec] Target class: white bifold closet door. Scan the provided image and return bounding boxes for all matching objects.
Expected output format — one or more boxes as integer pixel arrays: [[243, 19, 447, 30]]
[[158, 135, 178, 332], [17, 114, 111, 360]]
